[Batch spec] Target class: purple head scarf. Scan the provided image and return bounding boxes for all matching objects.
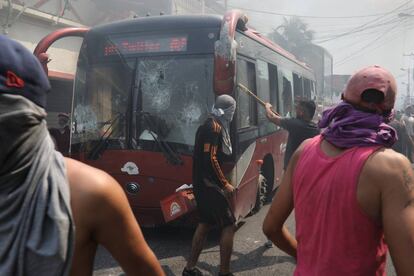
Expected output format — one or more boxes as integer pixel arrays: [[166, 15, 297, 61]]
[[318, 102, 397, 148]]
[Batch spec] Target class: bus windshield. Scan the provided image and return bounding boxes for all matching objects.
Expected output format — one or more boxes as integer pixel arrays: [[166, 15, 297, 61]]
[[136, 56, 214, 153], [71, 51, 214, 155]]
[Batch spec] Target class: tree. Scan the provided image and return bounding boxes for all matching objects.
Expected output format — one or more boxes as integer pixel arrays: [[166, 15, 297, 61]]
[[269, 16, 315, 61]]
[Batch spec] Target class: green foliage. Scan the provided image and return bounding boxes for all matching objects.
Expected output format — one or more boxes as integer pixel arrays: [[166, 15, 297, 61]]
[[268, 16, 315, 61]]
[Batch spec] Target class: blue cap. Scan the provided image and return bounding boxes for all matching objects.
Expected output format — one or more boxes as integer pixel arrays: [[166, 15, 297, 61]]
[[0, 35, 51, 108]]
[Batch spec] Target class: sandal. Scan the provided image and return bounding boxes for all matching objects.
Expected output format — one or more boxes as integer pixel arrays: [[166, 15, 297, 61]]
[[182, 267, 203, 276]]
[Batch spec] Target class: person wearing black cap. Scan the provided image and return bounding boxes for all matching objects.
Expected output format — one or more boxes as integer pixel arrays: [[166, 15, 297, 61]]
[[183, 95, 236, 276], [0, 35, 165, 276]]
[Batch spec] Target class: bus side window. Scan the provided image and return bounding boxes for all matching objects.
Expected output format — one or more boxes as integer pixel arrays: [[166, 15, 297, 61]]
[[256, 60, 271, 136], [293, 73, 304, 100], [267, 63, 279, 133], [311, 81, 317, 100], [304, 78, 312, 100], [236, 59, 257, 129], [257, 60, 269, 122], [281, 76, 293, 117]]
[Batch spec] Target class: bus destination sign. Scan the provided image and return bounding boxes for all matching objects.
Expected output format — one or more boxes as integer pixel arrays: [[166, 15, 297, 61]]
[[103, 34, 188, 56]]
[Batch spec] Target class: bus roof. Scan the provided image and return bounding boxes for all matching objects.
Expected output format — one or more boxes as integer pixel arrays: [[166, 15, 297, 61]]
[[91, 14, 222, 36], [89, 12, 311, 71], [244, 28, 311, 70]]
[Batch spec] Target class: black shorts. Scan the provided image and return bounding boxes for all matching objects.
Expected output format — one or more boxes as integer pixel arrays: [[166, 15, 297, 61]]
[[194, 186, 235, 228]]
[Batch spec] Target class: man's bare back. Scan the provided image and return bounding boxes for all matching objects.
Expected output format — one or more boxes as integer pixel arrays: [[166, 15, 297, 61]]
[[66, 158, 165, 276], [320, 139, 414, 275]]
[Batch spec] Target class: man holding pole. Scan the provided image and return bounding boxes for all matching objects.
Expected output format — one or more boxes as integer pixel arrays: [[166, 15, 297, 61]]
[[236, 84, 319, 170], [264, 100, 319, 170]]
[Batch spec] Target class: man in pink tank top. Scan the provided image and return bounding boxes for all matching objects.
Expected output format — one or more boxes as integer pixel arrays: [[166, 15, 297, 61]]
[[263, 65, 414, 276]]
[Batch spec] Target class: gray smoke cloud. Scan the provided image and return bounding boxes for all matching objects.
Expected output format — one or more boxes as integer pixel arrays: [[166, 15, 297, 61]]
[[220, 0, 414, 108]]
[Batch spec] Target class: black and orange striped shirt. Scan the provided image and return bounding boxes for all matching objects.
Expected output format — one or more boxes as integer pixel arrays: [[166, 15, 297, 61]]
[[192, 117, 229, 191]]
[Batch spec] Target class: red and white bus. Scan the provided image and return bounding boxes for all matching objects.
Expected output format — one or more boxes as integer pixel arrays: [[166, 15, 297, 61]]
[[35, 10, 316, 227]]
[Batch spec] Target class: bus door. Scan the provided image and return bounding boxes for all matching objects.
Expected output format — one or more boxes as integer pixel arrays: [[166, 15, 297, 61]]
[[258, 62, 282, 191], [234, 57, 259, 218]]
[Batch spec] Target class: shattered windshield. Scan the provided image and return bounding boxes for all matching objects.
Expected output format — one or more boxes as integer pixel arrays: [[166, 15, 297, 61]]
[[71, 48, 134, 153], [71, 48, 214, 155], [136, 56, 214, 153]]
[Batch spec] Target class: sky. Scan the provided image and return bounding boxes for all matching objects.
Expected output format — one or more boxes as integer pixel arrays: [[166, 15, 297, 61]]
[[221, 0, 414, 107]]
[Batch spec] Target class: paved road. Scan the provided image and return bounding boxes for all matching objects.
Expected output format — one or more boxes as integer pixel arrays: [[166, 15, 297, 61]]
[[93, 203, 397, 276]]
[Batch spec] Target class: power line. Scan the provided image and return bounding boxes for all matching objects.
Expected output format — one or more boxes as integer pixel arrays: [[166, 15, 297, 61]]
[[315, 0, 413, 43], [334, 22, 402, 67], [228, 5, 391, 19], [314, 17, 402, 41], [334, 24, 401, 65]]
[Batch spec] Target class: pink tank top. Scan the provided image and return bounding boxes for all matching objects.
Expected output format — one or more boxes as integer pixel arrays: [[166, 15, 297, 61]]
[[293, 135, 388, 276]]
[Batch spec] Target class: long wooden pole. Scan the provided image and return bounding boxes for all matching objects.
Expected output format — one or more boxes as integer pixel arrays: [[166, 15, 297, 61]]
[[236, 83, 280, 116]]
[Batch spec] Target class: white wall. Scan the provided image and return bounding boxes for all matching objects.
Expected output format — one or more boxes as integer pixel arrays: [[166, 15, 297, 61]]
[[1, 9, 82, 75]]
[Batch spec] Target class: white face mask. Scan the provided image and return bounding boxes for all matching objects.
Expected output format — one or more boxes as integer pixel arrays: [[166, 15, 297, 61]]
[[211, 104, 235, 124]]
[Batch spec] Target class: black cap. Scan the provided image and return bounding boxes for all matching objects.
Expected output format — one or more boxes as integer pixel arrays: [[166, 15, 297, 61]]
[[0, 35, 51, 108]]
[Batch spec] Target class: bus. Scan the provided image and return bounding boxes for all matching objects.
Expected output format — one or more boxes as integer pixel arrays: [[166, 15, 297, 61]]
[[34, 10, 316, 227]]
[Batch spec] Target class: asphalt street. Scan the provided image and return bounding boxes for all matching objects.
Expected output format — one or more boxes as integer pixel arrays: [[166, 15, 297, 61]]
[[93, 203, 397, 276]]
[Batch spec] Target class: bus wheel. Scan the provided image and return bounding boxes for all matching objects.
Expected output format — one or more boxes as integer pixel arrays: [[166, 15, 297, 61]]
[[252, 174, 267, 214]]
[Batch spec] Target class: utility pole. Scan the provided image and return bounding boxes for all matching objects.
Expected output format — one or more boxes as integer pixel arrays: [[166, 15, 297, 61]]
[[224, 0, 228, 11], [408, 67, 411, 105], [404, 53, 414, 106]]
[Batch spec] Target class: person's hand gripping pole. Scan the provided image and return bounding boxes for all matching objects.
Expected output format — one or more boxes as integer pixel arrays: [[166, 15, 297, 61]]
[[236, 83, 280, 117], [237, 83, 281, 121]]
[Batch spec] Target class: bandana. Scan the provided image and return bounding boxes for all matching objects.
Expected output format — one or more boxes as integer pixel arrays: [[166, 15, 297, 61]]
[[318, 102, 397, 149], [211, 103, 236, 155], [0, 94, 74, 276]]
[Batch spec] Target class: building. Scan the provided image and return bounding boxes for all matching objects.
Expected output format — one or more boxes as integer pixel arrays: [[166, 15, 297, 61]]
[[0, 0, 86, 127], [331, 74, 351, 103], [302, 44, 334, 106]]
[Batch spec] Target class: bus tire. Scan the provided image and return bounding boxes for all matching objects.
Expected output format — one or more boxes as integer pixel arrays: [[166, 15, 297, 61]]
[[262, 155, 275, 203], [252, 174, 267, 214]]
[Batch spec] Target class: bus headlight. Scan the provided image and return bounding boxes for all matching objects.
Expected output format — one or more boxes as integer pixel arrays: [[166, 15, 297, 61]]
[[125, 182, 140, 195]]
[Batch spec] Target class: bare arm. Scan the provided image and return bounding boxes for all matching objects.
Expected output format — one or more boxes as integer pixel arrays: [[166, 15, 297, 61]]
[[265, 103, 282, 126], [364, 151, 414, 275], [66, 158, 165, 276], [262, 141, 307, 258]]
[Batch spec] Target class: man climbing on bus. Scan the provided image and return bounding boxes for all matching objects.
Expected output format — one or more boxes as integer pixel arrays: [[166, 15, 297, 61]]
[[0, 35, 165, 276], [263, 65, 414, 275], [183, 94, 236, 276]]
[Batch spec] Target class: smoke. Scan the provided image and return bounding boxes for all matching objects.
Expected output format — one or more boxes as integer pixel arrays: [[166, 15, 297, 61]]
[[226, 0, 414, 108]]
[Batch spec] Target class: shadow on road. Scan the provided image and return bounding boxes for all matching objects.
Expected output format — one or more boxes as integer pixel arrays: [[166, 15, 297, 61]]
[[94, 201, 280, 274], [94, 225, 222, 271], [194, 245, 295, 275]]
